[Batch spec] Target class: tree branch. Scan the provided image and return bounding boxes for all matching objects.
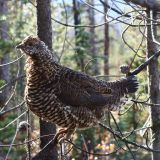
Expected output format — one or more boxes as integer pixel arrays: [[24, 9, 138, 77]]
[[124, 0, 160, 11], [128, 50, 160, 76]]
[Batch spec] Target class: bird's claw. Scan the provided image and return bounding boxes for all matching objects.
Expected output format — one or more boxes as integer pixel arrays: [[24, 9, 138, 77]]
[[53, 128, 68, 144]]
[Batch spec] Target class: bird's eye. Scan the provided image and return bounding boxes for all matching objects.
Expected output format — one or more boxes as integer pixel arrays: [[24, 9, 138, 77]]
[[28, 43, 32, 46]]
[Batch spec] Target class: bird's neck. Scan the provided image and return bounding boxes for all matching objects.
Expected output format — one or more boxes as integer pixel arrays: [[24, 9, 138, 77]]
[[36, 48, 57, 65], [26, 51, 61, 79]]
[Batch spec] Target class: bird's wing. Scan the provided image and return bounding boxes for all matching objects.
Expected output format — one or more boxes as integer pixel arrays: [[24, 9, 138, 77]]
[[56, 67, 138, 110], [56, 67, 113, 107]]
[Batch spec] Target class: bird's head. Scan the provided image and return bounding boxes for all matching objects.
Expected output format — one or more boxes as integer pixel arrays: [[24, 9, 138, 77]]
[[16, 35, 46, 57]]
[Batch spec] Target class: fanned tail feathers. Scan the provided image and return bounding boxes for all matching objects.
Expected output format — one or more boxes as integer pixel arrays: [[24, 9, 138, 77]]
[[124, 75, 139, 94], [107, 75, 139, 111]]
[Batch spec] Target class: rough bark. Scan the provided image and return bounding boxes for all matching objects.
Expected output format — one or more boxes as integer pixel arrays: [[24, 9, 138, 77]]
[[32, 0, 58, 159], [147, 10, 160, 160], [87, 0, 99, 75], [18, 2, 25, 97], [103, 0, 109, 76], [125, 0, 160, 11], [0, 0, 10, 108]]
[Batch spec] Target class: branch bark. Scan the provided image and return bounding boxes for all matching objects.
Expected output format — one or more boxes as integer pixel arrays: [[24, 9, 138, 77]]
[[124, 0, 160, 11], [103, 0, 109, 76]]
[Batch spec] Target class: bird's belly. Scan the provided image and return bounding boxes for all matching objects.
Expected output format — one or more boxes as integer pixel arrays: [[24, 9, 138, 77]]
[[29, 103, 73, 128], [28, 102, 98, 128], [25, 85, 98, 129], [26, 91, 74, 128]]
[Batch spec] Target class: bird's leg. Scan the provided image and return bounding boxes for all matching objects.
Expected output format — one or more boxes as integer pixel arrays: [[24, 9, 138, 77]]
[[53, 127, 75, 144], [53, 128, 68, 144], [58, 128, 75, 159], [59, 127, 75, 158], [58, 127, 75, 143]]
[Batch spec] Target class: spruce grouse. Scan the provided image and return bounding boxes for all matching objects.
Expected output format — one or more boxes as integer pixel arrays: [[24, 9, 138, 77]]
[[16, 35, 139, 140]]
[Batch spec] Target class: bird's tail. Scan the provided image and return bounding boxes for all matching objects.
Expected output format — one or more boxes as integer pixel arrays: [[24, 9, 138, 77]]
[[122, 75, 139, 94], [104, 76, 139, 111], [107, 75, 139, 95]]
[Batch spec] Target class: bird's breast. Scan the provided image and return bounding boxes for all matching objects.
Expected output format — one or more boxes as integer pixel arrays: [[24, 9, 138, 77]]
[[24, 64, 99, 129]]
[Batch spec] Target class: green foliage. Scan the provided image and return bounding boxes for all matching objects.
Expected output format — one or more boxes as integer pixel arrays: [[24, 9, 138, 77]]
[[0, 39, 12, 48], [0, 113, 17, 142], [21, 0, 29, 4], [73, 27, 90, 70], [0, 79, 5, 87], [0, 15, 7, 21], [0, 39, 13, 57], [73, 128, 96, 159], [0, 113, 27, 159]]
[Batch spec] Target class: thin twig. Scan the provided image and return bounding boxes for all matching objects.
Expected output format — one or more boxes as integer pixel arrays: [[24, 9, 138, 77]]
[[0, 74, 26, 92], [0, 53, 24, 67], [0, 101, 25, 116]]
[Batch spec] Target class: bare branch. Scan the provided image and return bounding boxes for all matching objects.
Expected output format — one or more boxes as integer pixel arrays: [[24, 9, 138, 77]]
[[124, 0, 160, 11], [129, 50, 160, 76]]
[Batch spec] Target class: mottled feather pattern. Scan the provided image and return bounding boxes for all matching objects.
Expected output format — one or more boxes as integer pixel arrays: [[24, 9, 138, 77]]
[[16, 36, 139, 138]]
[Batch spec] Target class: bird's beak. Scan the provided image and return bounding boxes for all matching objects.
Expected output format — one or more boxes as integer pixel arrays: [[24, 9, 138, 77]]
[[16, 43, 25, 49]]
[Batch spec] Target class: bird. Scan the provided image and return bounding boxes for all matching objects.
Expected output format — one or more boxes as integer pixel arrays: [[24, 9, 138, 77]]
[[16, 35, 139, 142]]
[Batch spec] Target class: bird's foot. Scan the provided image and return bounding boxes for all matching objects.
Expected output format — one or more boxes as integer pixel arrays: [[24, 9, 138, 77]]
[[53, 128, 75, 145], [120, 65, 130, 75], [53, 128, 68, 144]]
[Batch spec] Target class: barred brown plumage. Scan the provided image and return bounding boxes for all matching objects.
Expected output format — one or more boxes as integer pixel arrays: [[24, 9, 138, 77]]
[[16, 35, 139, 141]]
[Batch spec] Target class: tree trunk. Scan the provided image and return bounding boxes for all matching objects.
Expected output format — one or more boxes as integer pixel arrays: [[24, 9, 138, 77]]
[[73, 0, 85, 71], [147, 10, 160, 160], [18, 2, 25, 98], [87, 0, 99, 75], [0, 0, 10, 108], [32, 0, 58, 159], [103, 0, 109, 76]]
